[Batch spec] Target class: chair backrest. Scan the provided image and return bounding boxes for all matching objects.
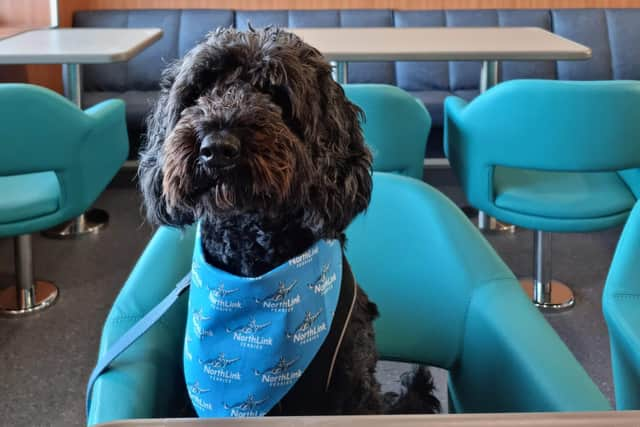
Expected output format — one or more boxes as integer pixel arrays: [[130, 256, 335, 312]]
[[343, 84, 431, 179], [0, 84, 90, 176], [344, 172, 514, 369], [603, 200, 640, 409], [446, 80, 640, 173], [344, 173, 610, 412]]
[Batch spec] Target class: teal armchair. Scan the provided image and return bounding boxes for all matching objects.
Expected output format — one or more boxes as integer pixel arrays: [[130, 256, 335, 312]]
[[344, 84, 431, 180], [603, 201, 640, 410], [445, 80, 640, 310], [0, 84, 128, 314], [88, 173, 609, 425]]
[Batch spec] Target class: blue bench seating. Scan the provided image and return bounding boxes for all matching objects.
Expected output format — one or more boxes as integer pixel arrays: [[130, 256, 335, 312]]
[[73, 8, 640, 159]]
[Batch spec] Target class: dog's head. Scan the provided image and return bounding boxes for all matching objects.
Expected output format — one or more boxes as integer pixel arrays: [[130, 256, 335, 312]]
[[139, 27, 372, 238]]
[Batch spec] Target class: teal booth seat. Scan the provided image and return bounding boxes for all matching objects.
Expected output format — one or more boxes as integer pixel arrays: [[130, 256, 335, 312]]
[[445, 80, 640, 310], [343, 84, 431, 180], [0, 84, 128, 314], [87, 173, 609, 425], [603, 201, 640, 410]]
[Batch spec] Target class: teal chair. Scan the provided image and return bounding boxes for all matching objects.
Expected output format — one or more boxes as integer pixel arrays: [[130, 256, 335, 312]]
[[445, 80, 640, 310], [0, 84, 128, 315], [603, 200, 640, 410], [343, 84, 431, 180], [87, 173, 609, 425]]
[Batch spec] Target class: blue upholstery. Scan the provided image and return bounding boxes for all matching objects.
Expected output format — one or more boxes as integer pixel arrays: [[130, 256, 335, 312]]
[[0, 84, 128, 237], [0, 172, 60, 224], [73, 8, 640, 158], [493, 168, 635, 220], [603, 201, 640, 409], [87, 173, 610, 425], [444, 80, 640, 233], [343, 84, 431, 179]]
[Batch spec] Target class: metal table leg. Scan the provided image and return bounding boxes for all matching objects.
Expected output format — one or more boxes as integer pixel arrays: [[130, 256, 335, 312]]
[[0, 235, 58, 315], [475, 60, 515, 233], [43, 63, 109, 238], [519, 230, 575, 311], [332, 61, 348, 84]]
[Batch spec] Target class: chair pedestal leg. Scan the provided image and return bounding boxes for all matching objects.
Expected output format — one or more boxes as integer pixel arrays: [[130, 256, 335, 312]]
[[478, 211, 516, 233], [42, 208, 109, 239], [0, 235, 58, 315], [519, 230, 575, 311]]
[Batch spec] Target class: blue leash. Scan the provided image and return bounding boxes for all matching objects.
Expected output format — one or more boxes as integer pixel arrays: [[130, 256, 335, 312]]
[[85, 273, 191, 418]]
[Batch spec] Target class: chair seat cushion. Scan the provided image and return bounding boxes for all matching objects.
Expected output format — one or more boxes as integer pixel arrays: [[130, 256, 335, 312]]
[[493, 167, 636, 219], [0, 172, 60, 224]]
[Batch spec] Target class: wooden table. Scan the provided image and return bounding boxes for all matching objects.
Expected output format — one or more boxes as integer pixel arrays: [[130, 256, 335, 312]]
[[289, 27, 591, 232], [93, 411, 640, 427], [0, 28, 163, 238]]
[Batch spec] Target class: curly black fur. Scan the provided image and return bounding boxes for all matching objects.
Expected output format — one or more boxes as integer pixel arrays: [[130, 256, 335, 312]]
[[139, 26, 438, 415]]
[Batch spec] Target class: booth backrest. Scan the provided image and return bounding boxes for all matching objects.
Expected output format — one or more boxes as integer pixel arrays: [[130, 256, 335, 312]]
[[74, 8, 640, 93], [73, 8, 640, 158]]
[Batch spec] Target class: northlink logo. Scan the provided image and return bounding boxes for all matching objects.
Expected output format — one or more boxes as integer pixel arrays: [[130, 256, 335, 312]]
[[224, 394, 269, 417], [192, 309, 213, 339], [199, 353, 241, 383], [307, 264, 336, 296], [187, 381, 213, 411], [226, 317, 273, 349], [254, 356, 302, 387], [208, 283, 242, 312], [288, 245, 319, 268], [286, 309, 326, 344], [255, 280, 301, 312]]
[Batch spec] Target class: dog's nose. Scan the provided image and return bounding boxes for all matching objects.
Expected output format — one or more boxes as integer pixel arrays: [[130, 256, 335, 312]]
[[199, 134, 241, 167]]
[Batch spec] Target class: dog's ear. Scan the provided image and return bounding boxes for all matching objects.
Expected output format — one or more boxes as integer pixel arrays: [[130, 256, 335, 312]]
[[139, 83, 196, 227], [303, 66, 373, 237], [257, 31, 372, 236]]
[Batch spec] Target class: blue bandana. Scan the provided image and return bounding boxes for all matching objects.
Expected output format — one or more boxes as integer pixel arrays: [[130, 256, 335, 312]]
[[183, 224, 343, 417]]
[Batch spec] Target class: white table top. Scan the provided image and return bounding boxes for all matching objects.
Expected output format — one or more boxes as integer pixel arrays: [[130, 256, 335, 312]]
[[94, 411, 640, 427], [0, 28, 163, 64], [0, 26, 38, 41], [288, 27, 591, 61]]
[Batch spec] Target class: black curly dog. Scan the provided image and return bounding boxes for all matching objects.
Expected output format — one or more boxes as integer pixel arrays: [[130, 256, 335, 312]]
[[139, 27, 440, 416]]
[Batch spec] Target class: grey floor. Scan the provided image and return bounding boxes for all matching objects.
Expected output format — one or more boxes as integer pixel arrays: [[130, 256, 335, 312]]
[[0, 168, 619, 426]]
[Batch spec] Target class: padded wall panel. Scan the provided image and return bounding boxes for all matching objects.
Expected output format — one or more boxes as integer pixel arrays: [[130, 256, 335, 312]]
[[74, 11, 129, 91], [178, 10, 234, 57], [552, 9, 612, 80], [126, 11, 180, 91], [340, 10, 395, 84], [235, 10, 288, 29], [289, 10, 340, 27], [445, 10, 499, 91], [606, 9, 640, 80], [498, 10, 557, 81], [393, 11, 449, 91]]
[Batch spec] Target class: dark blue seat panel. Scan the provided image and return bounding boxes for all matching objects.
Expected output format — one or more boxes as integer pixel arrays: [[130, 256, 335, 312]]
[[73, 8, 640, 159], [74, 10, 234, 91], [606, 9, 640, 80], [552, 9, 613, 80], [235, 10, 396, 84]]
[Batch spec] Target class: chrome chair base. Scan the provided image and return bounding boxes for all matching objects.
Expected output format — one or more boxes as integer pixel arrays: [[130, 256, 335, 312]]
[[461, 207, 517, 233], [519, 278, 575, 311], [481, 216, 517, 234], [0, 280, 58, 315], [42, 208, 109, 239]]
